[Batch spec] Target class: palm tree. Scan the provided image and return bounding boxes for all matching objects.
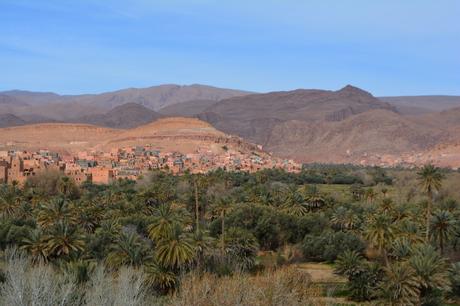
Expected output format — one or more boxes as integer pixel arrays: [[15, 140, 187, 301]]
[[365, 188, 377, 204], [281, 186, 308, 216], [224, 227, 259, 270], [430, 209, 456, 255], [57, 176, 74, 197], [188, 174, 208, 233], [145, 261, 177, 292], [394, 219, 424, 245], [331, 206, 359, 231], [61, 259, 96, 284], [335, 250, 364, 278], [211, 196, 234, 255], [364, 214, 395, 266], [380, 198, 394, 214], [0, 186, 21, 218], [106, 231, 151, 267], [380, 262, 420, 306], [147, 203, 186, 241], [45, 222, 85, 258], [20, 229, 48, 263], [417, 164, 444, 241], [37, 198, 77, 229], [155, 224, 195, 269], [409, 244, 450, 293], [192, 229, 214, 271]]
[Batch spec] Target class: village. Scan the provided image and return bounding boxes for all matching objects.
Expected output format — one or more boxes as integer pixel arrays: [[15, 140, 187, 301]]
[[0, 145, 301, 186]]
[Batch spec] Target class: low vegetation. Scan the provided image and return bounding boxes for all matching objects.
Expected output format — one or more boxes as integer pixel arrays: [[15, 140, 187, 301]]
[[0, 165, 459, 305]]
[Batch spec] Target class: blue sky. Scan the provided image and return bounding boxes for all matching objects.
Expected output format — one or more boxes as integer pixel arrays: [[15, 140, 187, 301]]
[[1, 0, 459, 95]]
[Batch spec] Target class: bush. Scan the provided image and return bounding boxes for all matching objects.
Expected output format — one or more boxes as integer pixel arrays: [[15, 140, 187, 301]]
[[302, 231, 365, 262]]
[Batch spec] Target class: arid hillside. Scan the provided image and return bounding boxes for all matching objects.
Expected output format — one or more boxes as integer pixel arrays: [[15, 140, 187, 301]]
[[0, 117, 263, 156]]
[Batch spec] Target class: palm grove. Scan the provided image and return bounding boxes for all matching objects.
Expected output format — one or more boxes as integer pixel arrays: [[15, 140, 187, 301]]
[[0, 164, 459, 305]]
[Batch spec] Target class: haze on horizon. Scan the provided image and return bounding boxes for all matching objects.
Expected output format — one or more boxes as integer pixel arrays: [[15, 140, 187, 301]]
[[1, 0, 459, 96]]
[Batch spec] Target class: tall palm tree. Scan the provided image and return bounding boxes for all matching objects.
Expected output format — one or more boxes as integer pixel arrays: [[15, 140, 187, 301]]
[[188, 174, 208, 233], [417, 164, 444, 241], [430, 209, 456, 255], [192, 229, 214, 271], [380, 262, 420, 306], [364, 214, 395, 266], [211, 196, 234, 255]]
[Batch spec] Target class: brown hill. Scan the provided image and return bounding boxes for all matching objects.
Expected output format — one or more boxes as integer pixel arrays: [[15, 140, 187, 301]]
[[0, 117, 259, 156]]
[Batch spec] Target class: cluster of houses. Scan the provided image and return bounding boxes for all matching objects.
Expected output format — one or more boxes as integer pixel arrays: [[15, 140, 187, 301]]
[[0, 145, 301, 186]]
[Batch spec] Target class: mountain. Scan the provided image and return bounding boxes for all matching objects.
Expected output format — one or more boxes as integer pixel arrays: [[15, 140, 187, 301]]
[[0, 114, 26, 128], [193, 85, 460, 166], [0, 90, 62, 106], [158, 99, 219, 117], [380, 95, 460, 114], [73, 84, 251, 111], [0, 84, 251, 122], [73, 103, 163, 129], [0, 117, 263, 157], [198, 85, 397, 145]]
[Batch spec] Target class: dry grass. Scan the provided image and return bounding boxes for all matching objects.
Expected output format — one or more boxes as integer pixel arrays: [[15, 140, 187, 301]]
[[168, 266, 315, 306]]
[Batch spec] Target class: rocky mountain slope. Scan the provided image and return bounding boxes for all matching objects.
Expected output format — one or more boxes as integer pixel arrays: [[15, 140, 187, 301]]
[[191, 85, 460, 167]]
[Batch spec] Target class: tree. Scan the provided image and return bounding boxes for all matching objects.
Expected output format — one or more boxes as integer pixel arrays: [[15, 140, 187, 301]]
[[212, 196, 235, 255], [37, 198, 77, 229], [106, 231, 151, 268], [409, 244, 450, 293], [417, 164, 444, 241], [335, 250, 364, 278], [20, 229, 48, 263], [192, 229, 214, 271], [155, 223, 195, 269], [331, 206, 359, 231], [147, 203, 186, 241], [380, 262, 420, 306], [44, 222, 85, 258], [365, 188, 377, 204], [0, 185, 21, 218], [364, 214, 395, 266], [430, 209, 456, 255]]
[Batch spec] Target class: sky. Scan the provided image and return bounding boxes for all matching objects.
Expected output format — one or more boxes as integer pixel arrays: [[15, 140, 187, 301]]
[[0, 0, 459, 96]]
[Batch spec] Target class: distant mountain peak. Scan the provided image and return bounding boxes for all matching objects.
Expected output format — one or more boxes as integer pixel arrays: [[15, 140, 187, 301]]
[[336, 85, 372, 96]]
